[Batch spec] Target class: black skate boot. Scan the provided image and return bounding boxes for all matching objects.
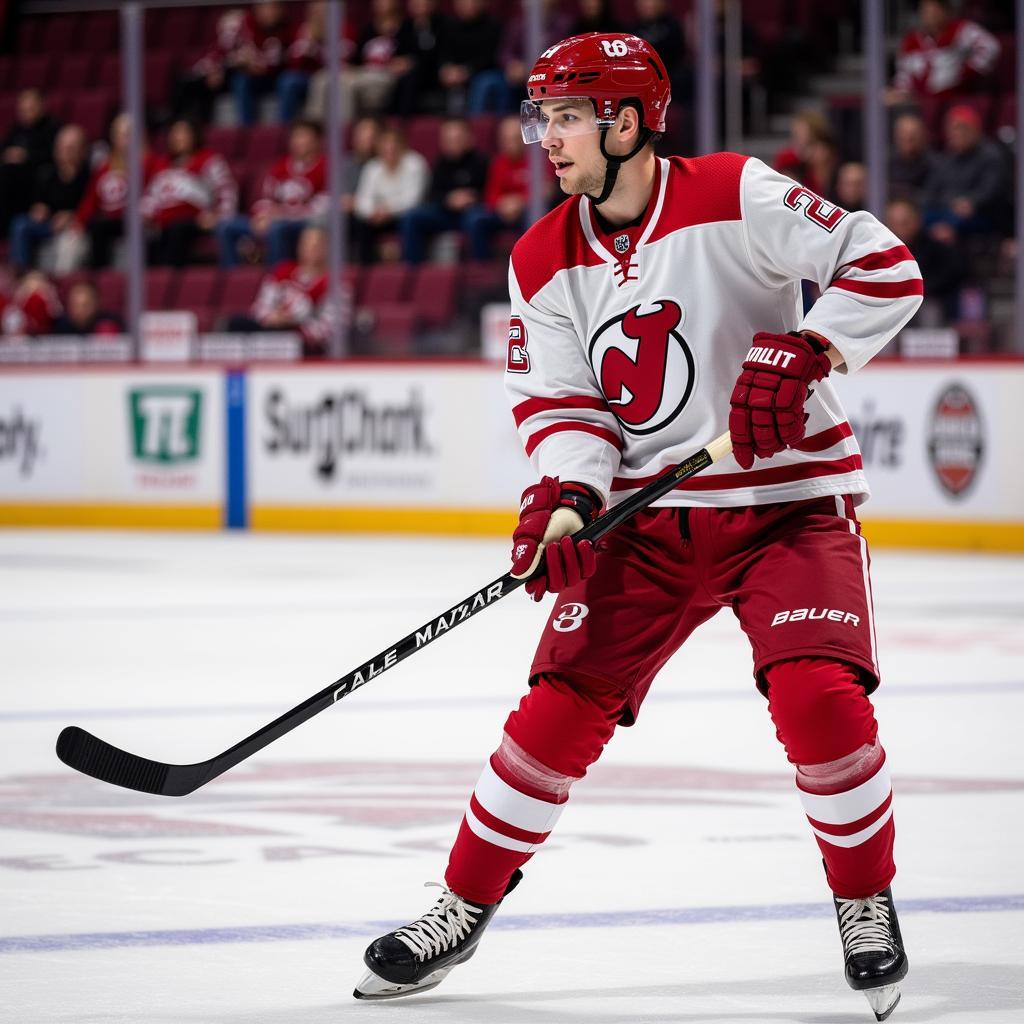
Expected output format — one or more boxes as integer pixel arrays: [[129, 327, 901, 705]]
[[833, 886, 909, 1021], [353, 870, 522, 1000]]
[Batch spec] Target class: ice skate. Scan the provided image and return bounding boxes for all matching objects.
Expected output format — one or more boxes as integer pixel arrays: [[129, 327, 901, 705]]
[[353, 870, 522, 1000], [833, 886, 908, 1021]]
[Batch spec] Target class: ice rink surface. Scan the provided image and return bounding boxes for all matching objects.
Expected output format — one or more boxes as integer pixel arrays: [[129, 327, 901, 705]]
[[1, 529, 1023, 1024]]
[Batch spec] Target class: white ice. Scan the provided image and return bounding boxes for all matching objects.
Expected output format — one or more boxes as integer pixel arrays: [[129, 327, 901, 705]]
[[1, 530, 1022, 1024]]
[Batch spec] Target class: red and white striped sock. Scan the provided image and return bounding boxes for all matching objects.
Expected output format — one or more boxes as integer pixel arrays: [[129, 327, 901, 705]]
[[445, 735, 574, 905], [797, 740, 896, 898]]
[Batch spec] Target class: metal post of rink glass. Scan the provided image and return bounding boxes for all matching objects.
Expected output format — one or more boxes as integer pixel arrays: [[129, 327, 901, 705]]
[[862, 0, 887, 218], [325, 0, 347, 358], [120, 1, 145, 360]]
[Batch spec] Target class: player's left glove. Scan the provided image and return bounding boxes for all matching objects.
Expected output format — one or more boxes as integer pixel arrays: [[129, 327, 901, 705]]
[[728, 331, 832, 470], [510, 477, 601, 602]]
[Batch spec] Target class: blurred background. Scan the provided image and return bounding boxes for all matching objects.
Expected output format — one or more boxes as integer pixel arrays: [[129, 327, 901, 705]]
[[0, 0, 1020, 548]]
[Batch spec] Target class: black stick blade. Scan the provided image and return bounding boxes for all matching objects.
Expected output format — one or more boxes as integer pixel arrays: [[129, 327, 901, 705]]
[[56, 726, 172, 795]]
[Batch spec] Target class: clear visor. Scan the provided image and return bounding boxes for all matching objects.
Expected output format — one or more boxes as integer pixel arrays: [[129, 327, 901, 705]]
[[520, 98, 612, 144]]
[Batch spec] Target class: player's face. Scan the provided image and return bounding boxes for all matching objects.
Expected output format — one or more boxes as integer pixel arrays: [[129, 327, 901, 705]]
[[533, 100, 606, 196]]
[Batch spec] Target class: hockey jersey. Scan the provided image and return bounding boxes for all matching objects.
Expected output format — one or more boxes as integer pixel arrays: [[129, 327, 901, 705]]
[[506, 154, 923, 509], [141, 151, 238, 226], [894, 18, 1000, 97], [251, 261, 337, 350]]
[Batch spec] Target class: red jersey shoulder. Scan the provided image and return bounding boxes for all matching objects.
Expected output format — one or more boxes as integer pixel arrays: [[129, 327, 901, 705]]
[[510, 196, 601, 304], [648, 152, 747, 242], [272, 261, 299, 282]]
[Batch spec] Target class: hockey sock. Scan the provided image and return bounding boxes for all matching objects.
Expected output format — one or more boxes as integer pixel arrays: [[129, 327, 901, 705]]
[[444, 673, 626, 905], [765, 658, 896, 899]]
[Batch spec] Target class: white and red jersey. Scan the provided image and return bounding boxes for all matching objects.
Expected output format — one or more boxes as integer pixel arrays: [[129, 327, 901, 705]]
[[251, 261, 337, 347], [893, 18, 1000, 97], [75, 153, 162, 225], [141, 150, 238, 226], [250, 156, 327, 220], [506, 153, 923, 509], [194, 8, 287, 77], [0, 277, 61, 337]]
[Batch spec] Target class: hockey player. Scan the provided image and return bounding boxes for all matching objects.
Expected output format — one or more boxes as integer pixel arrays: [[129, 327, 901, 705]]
[[355, 34, 919, 1021]]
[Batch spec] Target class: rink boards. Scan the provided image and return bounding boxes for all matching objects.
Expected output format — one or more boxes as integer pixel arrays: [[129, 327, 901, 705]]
[[0, 360, 1022, 550]]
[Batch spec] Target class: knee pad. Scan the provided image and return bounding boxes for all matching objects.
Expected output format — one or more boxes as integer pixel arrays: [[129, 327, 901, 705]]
[[765, 657, 879, 766], [502, 672, 627, 781]]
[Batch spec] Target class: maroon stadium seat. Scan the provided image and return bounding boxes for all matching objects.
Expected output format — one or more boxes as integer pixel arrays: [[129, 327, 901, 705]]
[[15, 18, 45, 54], [362, 264, 410, 305], [39, 14, 79, 55], [0, 93, 16, 137], [221, 267, 266, 313], [176, 267, 223, 309], [242, 124, 287, 164], [94, 58, 122, 95], [54, 55, 98, 94], [206, 125, 244, 161], [410, 264, 457, 328], [191, 306, 218, 333], [144, 52, 174, 109], [222, 266, 266, 311], [469, 114, 498, 155], [145, 267, 176, 309], [0, 57, 13, 91], [12, 55, 55, 91], [79, 12, 118, 53], [67, 90, 117, 142], [407, 115, 443, 164], [95, 271, 126, 316], [371, 307, 418, 355]]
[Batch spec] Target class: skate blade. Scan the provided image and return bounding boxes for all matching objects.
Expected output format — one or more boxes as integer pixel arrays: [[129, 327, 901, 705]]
[[352, 964, 454, 1001], [864, 984, 901, 1022]]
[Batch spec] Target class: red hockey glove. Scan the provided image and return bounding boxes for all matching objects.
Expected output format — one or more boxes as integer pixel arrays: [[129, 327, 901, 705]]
[[729, 331, 833, 470], [510, 476, 601, 602]]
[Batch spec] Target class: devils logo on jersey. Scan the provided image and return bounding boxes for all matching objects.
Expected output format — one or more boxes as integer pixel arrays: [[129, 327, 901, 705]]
[[588, 299, 695, 436]]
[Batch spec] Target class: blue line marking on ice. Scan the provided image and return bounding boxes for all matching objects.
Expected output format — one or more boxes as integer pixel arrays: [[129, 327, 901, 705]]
[[3, 680, 1024, 723], [1, 894, 1021, 955], [225, 369, 247, 530]]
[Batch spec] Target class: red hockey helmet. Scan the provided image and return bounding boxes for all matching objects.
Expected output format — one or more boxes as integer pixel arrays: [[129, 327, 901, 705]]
[[522, 33, 671, 142]]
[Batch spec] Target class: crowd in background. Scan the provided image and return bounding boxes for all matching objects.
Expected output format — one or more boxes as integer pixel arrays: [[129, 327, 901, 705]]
[[0, 0, 1017, 353]]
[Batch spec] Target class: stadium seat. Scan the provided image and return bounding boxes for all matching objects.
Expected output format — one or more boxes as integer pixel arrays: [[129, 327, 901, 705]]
[[407, 116, 444, 164], [14, 18, 45, 54], [410, 265, 457, 328], [95, 271, 126, 315], [54, 55, 98, 94], [0, 58, 13, 91], [145, 267, 176, 310], [221, 267, 265, 312], [0, 93, 16, 137], [67, 90, 117, 141], [371, 307, 418, 355], [206, 125, 244, 161], [469, 114, 498, 154], [362, 264, 410, 305], [39, 14, 79, 54], [175, 267, 223, 310], [242, 125, 287, 164], [144, 52, 174, 109], [12, 55, 55, 91], [79, 11, 118, 53], [94, 58, 122, 95]]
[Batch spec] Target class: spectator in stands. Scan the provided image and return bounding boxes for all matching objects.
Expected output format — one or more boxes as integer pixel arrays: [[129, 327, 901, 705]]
[[216, 119, 326, 267], [226, 224, 336, 356], [835, 161, 867, 213], [399, 117, 488, 263], [9, 125, 89, 272], [391, 0, 450, 116], [462, 115, 527, 260], [52, 281, 124, 336], [889, 112, 940, 203], [343, 117, 383, 215], [0, 89, 61, 236], [60, 114, 161, 272], [630, 0, 688, 88], [922, 104, 1010, 240], [495, 2, 575, 116], [889, 0, 1000, 107], [773, 111, 835, 194], [887, 196, 967, 322], [277, 1, 329, 123], [141, 119, 238, 267], [305, 0, 401, 123], [0, 271, 61, 338], [437, 0, 502, 114], [352, 127, 429, 263], [178, 2, 290, 125], [807, 135, 841, 203], [571, 0, 622, 35]]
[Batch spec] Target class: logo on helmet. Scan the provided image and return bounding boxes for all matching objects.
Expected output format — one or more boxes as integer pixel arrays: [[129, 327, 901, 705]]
[[588, 300, 695, 436]]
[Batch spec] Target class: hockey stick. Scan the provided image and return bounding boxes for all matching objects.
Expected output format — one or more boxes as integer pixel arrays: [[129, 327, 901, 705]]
[[56, 432, 733, 797]]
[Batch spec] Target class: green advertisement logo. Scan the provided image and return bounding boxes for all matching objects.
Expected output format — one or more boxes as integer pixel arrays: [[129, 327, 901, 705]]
[[129, 387, 202, 464]]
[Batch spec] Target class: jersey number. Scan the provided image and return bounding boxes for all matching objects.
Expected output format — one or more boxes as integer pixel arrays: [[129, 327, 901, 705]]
[[601, 39, 628, 57], [783, 185, 848, 233], [507, 316, 530, 374]]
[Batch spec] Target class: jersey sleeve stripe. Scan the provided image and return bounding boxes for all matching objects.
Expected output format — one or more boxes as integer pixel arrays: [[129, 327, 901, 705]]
[[524, 422, 624, 457], [792, 421, 853, 452], [610, 454, 863, 492], [512, 394, 612, 428], [829, 278, 924, 298], [837, 244, 915, 273]]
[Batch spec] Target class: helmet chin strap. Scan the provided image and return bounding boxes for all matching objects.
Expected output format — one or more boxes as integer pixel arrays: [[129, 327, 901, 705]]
[[588, 125, 655, 206]]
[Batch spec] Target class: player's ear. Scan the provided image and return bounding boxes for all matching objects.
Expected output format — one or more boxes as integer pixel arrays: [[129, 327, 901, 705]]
[[617, 104, 640, 143]]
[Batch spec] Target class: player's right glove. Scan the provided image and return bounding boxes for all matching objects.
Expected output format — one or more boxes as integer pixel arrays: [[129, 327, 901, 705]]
[[728, 330, 833, 470], [510, 476, 601, 602]]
